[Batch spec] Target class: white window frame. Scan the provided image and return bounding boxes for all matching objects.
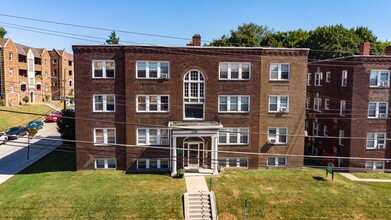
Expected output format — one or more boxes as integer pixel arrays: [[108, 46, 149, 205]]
[[136, 95, 169, 113], [370, 70, 390, 87], [183, 70, 205, 120], [137, 158, 170, 169], [136, 61, 170, 79], [268, 127, 288, 144], [219, 158, 249, 168], [270, 63, 290, 81], [323, 125, 328, 136], [368, 102, 388, 119], [314, 72, 322, 86], [307, 73, 311, 86], [219, 62, 251, 80], [326, 72, 331, 82], [92, 60, 115, 79], [365, 161, 385, 170], [94, 128, 116, 145], [340, 100, 346, 117], [339, 130, 345, 146], [218, 128, 249, 145], [268, 96, 289, 113], [313, 97, 321, 112], [312, 119, 319, 136], [267, 157, 287, 167], [306, 97, 310, 109], [341, 70, 347, 87], [218, 95, 250, 113], [137, 128, 169, 145], [366, 133, 386, 150], [324, 99, 330, 110], [94, 159, 117, 169], [93, 94, 116, 112]]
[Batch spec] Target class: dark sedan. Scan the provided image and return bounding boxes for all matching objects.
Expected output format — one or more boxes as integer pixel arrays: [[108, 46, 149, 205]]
[[6, 126, 27, 140]]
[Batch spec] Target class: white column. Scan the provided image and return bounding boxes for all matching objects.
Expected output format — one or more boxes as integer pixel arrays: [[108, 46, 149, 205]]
[[212, 136, 219, 175], [171, 136, 177, 176]]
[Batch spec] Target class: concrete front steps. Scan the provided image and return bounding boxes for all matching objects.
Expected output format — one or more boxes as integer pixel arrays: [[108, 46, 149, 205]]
[[184, 191, 217, 220]]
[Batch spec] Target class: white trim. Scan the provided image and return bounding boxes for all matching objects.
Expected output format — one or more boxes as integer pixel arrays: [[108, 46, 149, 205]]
[[341, 70, 348, 87], [368, 102, 388, 118], [339, 130, 345, 146], [92, 60, 116, 79], [218, 128, 249, 145], [93, 128, 116, 145], [136, 61, 170, 79], [314, 72, 322, 86], [307, 73, 311, 86], [270, 63, 290, 81], [94, 158, 117, 169], [340, 100, 346, 117], [183, 69, 205, 120], [369, 70, 390, 87], [267, 157, 287, 166], [218, 62, 251, 80], [268, 127, 288, 144], [324, 99, 330, 110], [93, 94, 116, 112], [218, 95, 250, 113], [136, 95, 170, 113], [137, 158, 170, 169], [366, 133, 386, 149], [137, 128, 169, 145], [326, 72, 331, 82], [268, 95, 289, 113], [365, 161, 385, 170]]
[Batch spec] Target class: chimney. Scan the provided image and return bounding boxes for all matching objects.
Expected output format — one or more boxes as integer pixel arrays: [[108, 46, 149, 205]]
[[187, 34, 201, 46], [359, 42, 371, 56], [386, 46, 391, 56]]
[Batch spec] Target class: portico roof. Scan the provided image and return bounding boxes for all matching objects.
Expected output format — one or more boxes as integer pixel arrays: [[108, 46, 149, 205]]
[[168, 121, 223, 130]]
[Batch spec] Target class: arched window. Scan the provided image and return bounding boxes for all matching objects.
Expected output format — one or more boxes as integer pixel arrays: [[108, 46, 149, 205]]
[[69, 80, 73, 87], [21, 84, 26, 92], [183, 70, 205, 120]]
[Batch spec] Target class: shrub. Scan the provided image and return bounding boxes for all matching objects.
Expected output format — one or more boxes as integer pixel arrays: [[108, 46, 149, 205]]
[[22, 96, 29, 104]]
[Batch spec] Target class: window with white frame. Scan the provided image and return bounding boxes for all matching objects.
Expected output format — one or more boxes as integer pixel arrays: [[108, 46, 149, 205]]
[[323, 125, 328, 136], [340, 100, 346, 116], [365, 161, 384, 170], [324, 99, 330, 110], [307, 73, 311, 86], [341, 70, 347, 87], [339, 130, 345, 146], [184, 70, 205, 120], [219, 128, 249, 145], [268, 157, 286, 166], [137, 158, 169, 169], [95, 159, 116, 169], [270, 64, 290, 80], [219, 62, 250, 80], [313, 119, 319, 136], [93, 60, 115, 78], [313, 97, 321, 112], [137, 128, 169, 145], [268, 128, 288, 144], [94, 128, 116, 145], [269, 96, 289, 112], [314, 72, 322, 86], [93, 95, 115, 112], [9, 52, 13, 61], [9, 68, 13, 77], [368, 102, 387, 118], [370, 70, 390, 87], [219, 96, 249, 112], [326, 72, 331, 82], [136, 95, 169, 112], [306, 97, 310, 109], [366, 133, 386, 149], [218, 158, 248, 168], [136, 61, 169, 79]]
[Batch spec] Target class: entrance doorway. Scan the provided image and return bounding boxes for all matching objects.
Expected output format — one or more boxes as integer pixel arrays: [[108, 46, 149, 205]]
[[183, 138, 204, 168], [30, 91, 34, 103]]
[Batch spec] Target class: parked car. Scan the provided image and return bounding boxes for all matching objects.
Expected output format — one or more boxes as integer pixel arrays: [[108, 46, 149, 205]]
[[0, 132, 8, 144], [45, 113, 58, 123], [6, 126, 27, 140], [26, 120, 44, 130], [52, 111, 62, 119]]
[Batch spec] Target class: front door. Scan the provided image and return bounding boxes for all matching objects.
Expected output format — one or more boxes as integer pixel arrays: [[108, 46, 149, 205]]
[[188, 143, 199, 167]]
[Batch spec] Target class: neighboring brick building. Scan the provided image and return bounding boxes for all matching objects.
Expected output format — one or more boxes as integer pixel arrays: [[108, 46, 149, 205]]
[[0, 38, 51, 106], [73, 36, 309, 175], [306, 42, 391, 171], [49, 49, 74, 100]]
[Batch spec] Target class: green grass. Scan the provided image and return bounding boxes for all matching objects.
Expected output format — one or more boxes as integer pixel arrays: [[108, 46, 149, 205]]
[[0, 104, 53, 131], [0, 149, 186, 219], [207, 169, 391, 219], [353, 172, 391, 180]]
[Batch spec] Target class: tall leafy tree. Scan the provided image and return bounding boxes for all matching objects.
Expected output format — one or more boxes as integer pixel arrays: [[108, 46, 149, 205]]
[[106, 31, 120, 44], [0, 27, 7, 38], [57, 109, 75, 144]]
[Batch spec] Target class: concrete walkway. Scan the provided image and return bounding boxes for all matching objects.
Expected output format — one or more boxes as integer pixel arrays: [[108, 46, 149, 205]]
[[185, 176, 209, 192], [339, 173, 391, 183]]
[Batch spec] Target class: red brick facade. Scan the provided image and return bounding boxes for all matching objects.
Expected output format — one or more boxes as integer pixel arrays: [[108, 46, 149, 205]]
[[49, 49, 74, 100]]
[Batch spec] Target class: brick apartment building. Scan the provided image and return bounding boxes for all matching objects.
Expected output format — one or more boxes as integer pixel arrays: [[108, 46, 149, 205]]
[[306, 42, 391, 171], [49, 49, 74, 100], [73, 36, 309, 175], [0, 38, 52, 106]]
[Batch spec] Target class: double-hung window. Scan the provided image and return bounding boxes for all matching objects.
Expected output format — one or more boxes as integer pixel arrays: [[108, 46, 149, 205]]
[[365, 161, 384, 170], [270, 64, 290, 80], [313, 119, 319, 136], [93, 95, 115, 112], [323, 125, 328, 136], [137, 159, 170, 169], [94, 128, 116, 145], [340, 100, 346, 116], [306, 97, 310, 109], [341, 70, 347, 87], [219, 96, 249, 112], [136, 61, 169, 79], [219, 62, 250, 80], [324, 99, 330, 110], [93, 60, 115, 78], [326, 72, 331, 82], [269, 96, 289, 112], [339, 130, 345, 146], [137, 128, 169, 145], [366, 133, 386, 149], [313, 97, 321, 112], [307, 73, 311, 86], [370, 70, 390, 87], [268, 128, 288, 144], [95, 159, 116, 169], [368, 102, 387, 118], [219, 128, 249, 145], [136, 95, 169, 112], [314, 72, 322, 86], [268, 157, 286, 166]]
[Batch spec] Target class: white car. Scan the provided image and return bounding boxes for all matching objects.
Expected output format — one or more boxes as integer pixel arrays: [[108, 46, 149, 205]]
[[0, 132, 8, 144]]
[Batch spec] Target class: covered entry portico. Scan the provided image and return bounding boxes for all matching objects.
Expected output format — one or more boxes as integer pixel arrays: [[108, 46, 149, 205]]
[[168, 121, 222, 176]]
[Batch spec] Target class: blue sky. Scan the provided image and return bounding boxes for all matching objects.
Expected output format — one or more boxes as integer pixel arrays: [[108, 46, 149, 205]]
[[1, 0, 390, 52]]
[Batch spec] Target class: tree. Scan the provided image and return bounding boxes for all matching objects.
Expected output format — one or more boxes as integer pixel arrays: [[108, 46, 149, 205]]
[[0, 27, 6, 38], [106, 31, 120, 44], [57, 109, 75, 144]]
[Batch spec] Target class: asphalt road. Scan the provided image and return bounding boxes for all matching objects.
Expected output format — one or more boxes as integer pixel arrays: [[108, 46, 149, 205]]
[[0, 122, 62, 184]]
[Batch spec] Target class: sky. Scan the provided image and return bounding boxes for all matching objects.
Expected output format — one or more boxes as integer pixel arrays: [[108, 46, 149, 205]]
[[1, 0, 391, 53]]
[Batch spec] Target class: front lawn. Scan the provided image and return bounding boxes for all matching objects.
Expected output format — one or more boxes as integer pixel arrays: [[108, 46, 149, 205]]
[[353, 172, 391, 180], [207, 169, 391, 219], [0, 104, 53, 131], [0, 149, 186, 219]]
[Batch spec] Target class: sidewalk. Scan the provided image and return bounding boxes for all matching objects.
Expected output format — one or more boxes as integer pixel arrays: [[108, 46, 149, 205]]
[[339, 172, 391, 183], [185, 176, 209, 192]]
